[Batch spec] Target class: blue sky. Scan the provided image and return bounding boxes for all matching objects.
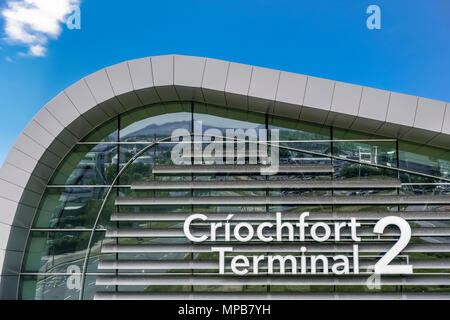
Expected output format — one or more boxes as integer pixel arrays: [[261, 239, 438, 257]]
[[0, 0, 449, 165]]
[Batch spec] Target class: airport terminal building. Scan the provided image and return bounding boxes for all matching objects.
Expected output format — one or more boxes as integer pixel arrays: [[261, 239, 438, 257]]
[[0, 55, 449, 300]]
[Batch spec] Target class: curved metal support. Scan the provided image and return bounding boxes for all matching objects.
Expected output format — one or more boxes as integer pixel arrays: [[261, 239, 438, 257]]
[[78, 135, 175, 299]]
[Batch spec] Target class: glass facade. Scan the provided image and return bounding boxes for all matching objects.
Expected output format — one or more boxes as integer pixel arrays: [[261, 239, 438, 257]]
[[18, 101, 450, 299]]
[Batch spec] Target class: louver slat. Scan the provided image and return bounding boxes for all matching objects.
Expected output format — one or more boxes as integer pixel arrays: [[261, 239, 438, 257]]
[[105, 227, 450, 238], [110, 211, 450, 221], [94, 292, 450, 300], [101, 243, 450, 254], [97, 259, 450, 270], [115, 195, 450, 206], [130, 179, 401, 190], [95, 274, 450, 286], [152, 164, 334, 174]]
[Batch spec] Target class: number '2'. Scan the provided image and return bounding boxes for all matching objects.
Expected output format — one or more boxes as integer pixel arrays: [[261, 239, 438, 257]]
[[373, 216, 413, 275]]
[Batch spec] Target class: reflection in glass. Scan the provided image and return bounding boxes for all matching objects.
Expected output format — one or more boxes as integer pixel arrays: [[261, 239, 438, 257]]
[[33, 187, 110, 229], [49, 144, 118, 185], [81, 116, 118, 143], [120, 103, 191, 142], [399, 141, 450, 180], [23, 231, 90, 273], [20, 275, 81, 300]]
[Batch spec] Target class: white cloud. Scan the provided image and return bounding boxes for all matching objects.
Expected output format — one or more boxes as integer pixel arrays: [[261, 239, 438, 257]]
[[5, 56, 13, 62], [1, 0, 80, 57], [28, 44, 45, 56]]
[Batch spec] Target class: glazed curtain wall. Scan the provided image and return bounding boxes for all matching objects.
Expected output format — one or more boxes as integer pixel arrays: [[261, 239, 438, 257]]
[[18, 101, 450, 299]]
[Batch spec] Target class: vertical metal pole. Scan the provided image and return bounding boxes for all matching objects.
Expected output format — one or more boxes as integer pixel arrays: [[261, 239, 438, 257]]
[[191, 101, 195, 294], [330, 125, 336, 293], [396, 139, 400, 206], [330, 126, 334, 203], [396, 139, 403, 294], [265, 113, 270, 294], [115, 114, 120, 295]]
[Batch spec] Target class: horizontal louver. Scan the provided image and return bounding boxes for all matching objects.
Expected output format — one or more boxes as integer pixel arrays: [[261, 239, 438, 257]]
[[105, 227, 450, 238], [94, 292, 450, 300], [100, 243, 450, 253], [151, 164, 334, 174], [95, 274, 450, 286], [110, 211, 450, 221], [115, 195, 450, 206], [130, 179, 401, 190], [98, 259, 450, 270]]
